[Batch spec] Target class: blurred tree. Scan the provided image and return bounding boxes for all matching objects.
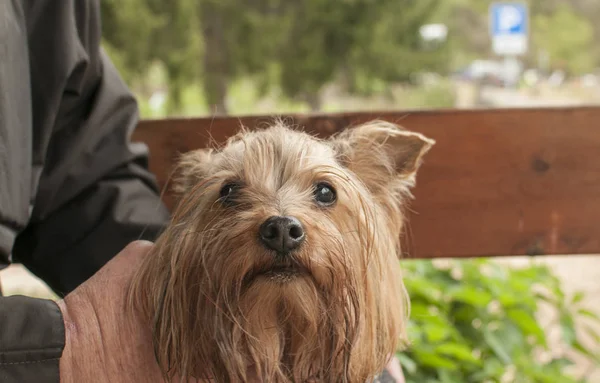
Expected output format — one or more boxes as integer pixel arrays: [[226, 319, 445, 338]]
[[569, 0, 600, 71], [197, 0, 289, 114], [275, 0, 448, 110], [101, 0, 201, 114], [194, 0, 449, 113], [434, 0, 493, 66], [151, 0, 202, 114], [100, 0, 163, 83], [274, 0, 365, 110], [349, 0, 449, 90], [532, 4, 595, 75]]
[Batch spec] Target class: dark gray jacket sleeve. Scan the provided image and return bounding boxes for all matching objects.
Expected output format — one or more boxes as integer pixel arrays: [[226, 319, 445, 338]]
[[1, 0, 170, 382], [12, 0, 171, 295], [0, 296, 65, 382]]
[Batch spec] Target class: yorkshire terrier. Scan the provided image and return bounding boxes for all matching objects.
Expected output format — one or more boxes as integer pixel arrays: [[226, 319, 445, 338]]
[[128, 119, 434, 382]]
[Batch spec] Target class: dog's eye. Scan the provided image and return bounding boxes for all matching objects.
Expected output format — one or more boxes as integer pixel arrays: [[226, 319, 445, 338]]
[[219, 182, 240, 203], [314, 182, 336, 206]]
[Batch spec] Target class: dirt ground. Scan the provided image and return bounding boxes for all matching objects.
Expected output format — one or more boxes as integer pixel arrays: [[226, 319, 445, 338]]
[[1, 255, 598, 381]]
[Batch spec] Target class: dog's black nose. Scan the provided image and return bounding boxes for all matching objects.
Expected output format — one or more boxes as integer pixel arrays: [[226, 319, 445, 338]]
[[259, 216, 305, 254]]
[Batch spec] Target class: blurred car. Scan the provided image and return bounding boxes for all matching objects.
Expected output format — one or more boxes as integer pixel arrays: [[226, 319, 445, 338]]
[[453, 59, 521, 87]]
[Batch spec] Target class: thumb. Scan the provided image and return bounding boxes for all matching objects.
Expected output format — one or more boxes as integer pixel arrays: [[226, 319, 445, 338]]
[[95, 240, 156, 281], [118, 240, 155, 268]]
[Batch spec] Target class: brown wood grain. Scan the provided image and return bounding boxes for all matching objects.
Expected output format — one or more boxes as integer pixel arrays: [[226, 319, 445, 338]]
[[132, 106, 600, 259]]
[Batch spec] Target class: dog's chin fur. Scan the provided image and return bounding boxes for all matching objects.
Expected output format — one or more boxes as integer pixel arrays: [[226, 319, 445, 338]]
[[127, 119, 434, 382]]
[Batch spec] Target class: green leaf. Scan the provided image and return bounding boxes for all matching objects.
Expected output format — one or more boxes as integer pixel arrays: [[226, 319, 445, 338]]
[[424, 323, 452, 343], [577, 308, 600, 322], [434, 343, 481, 365], [411, 302, 434, 319], [483, 329, 512, 364], [506, 308, 546, 346], [438, 369, 462, 383], [448, 286, 493, 306], [404, 278, 443, 303], [507, 278, 531, 295], [534, 291, 558, 306], [583, 325, 600, 345], [471, 357, 504, 381], [498, 292, 519, 307], [547, 357, 575, 370], [396, 353, 417, 375], [572, 340, 600, 363], [561, 314, 577, 346], [571, 291, 585, 304], [413, 349, 458, 370]]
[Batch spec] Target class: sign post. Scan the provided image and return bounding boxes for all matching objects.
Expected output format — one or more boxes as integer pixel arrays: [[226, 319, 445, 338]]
[[489, 2, 529, 87]]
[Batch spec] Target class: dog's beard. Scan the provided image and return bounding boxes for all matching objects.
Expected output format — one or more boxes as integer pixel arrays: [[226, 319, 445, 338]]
[[237, 273, 345, 382], [127, 196, 408, 383], [128, 209, 392, 383], [191, 235, 362, 383], [127, 195, 408, 383]]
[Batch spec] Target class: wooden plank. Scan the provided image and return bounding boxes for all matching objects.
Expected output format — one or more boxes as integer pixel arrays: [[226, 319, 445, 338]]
[[132, 106, 600, 259]]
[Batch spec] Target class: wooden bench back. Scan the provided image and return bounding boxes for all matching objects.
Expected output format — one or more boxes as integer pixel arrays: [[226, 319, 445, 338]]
[[133, 107, 600, 259]]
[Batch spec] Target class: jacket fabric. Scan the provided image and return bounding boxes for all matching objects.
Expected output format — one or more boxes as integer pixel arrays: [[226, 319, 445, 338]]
[[0, 1, 170, 381]]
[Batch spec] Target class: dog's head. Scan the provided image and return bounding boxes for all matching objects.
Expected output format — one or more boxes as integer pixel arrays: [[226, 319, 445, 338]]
[[130, 120, 434, 382]]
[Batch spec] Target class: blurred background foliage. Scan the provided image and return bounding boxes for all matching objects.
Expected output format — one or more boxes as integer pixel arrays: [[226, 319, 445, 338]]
[[100, 0, 600, 118], [401, 258, 600, 382]]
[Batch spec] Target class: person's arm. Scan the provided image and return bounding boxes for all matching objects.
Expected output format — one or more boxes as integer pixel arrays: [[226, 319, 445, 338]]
[[11, 0, 170, 297], [1, 1, 168, 381], [0, 2, 68, 382], [0, 296, 65, 381]]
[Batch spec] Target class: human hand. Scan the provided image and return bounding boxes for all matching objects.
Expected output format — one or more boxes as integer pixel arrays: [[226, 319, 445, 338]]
[[57, 241, 192, 383], [56, 240, 409, 383]]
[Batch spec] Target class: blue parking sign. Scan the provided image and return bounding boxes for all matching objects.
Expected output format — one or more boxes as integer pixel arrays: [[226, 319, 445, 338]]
[[491, 3, 528, 35], [490, 2, 529, 55]]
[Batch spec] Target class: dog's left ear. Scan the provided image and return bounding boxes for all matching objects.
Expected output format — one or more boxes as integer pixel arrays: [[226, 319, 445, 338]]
[[330, 120, 435, 192], [172, 148, 215, 195]]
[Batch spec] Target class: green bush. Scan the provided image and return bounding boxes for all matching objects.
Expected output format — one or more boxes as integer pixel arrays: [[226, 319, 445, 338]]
[[399, 258, 600, 383]]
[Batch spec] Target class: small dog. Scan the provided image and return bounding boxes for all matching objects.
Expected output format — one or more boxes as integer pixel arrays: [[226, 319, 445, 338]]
[[128, 120, 434, 382]]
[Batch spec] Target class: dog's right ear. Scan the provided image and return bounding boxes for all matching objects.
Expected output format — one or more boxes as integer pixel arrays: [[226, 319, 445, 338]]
[[172, 148, 215, 195], [329, 120, 434, 195]]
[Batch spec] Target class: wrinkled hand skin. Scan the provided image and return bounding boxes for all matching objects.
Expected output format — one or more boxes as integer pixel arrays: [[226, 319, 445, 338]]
[[57, 241, 193, 383]]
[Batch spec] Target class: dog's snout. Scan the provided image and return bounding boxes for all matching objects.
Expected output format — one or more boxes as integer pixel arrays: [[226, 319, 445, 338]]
[[259, 216, 305, 254]]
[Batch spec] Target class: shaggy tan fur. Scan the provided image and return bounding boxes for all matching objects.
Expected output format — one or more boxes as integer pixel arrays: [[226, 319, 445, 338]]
[[127, 120, 434, 382]]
